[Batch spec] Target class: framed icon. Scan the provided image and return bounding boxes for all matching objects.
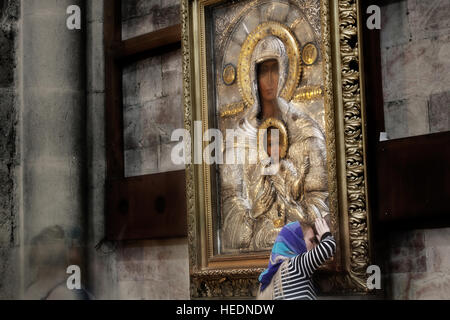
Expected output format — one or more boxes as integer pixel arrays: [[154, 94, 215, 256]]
[[182, 0, 372, 298]]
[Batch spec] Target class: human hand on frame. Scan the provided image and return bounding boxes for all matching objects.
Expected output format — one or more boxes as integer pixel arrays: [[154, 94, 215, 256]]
[[314, 217, 330, 242]]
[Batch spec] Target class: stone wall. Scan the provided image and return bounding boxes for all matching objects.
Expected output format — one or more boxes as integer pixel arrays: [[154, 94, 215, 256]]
[[0, 0, 189, 300], [380, 0, 450, 299], [0, 0, 20, 299], [122, 49, 184, 177], [121, 0, 180, 40], [86, 0, 189, 299], [381, 0, 450, 139], [121, 0, 183, 177], [386, 228, 450, 299]]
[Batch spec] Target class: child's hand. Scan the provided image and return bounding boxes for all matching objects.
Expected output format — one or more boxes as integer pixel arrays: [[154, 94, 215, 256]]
[[314, 218, 330, 242]]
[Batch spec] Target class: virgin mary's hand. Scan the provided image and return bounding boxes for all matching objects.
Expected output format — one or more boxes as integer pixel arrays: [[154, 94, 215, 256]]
[[251, 179, 275, 219]]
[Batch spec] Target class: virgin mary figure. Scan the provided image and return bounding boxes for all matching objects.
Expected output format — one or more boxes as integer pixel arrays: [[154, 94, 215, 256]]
[[221, 35, 329, 252]]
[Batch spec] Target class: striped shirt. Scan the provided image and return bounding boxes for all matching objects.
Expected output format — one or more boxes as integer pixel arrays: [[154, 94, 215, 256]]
[[273, 234, 336, 300]]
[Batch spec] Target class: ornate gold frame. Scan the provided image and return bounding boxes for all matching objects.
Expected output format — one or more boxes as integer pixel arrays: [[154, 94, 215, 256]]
[[182, 0, 372, 298]]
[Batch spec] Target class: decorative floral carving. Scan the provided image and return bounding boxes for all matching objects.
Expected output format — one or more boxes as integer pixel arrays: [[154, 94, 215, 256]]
[[338, 0, 370, 291], [181, 0, 199, 276], [191, 269, 263, 298]]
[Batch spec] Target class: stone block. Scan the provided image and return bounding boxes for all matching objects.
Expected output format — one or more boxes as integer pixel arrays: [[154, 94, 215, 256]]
[[0, 30, 15, 88], [87, 21, 105, 93], [427, 246, 450, 273], [121, 0, 156, 20], [424, 228, 450, 247], [388, 229, 427, 273], [23, 14, 84, 91], [87, 0, 104, 23], [159, 141, 185, 173], [122, 56, 163, 108], [141, 239, 189, 283], [408, 0, 450, 41], [382, 42, 418, 103], [87, 93, 105, 160], [116, 261, 144, 281], [429, 91, 450, 133], [142, 3, 180, 30], [389, 273, 410, 300], [162, 70, 182, 97], [23, 159, 84, 241], [425, 228, 450, 273], [117, 243, 145, 262], [390, 251, 427, 273], [168, 278, 190, 300], [161, 49, 182, 73], [0, 89, 16, 159], [384, 97, 429, 139], [123, 104, 161, 150], [0, 162, 13, 244], [22, 89, 85, 160], [389, 229, 425, 250], [23, 0, 83, 16], [409, 273, 450, 299], [413, 34, 450, 98], [141, 279, 171, 299], [123, 95, 183, 152], [121, 0, 180, 40], [380, 0, 412, 48], [0, 247, 19, 299], [124, 147, 158, 177], [117, 280, 143, 300]]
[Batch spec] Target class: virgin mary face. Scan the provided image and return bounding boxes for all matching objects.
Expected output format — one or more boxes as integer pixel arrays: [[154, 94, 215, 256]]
[[257, 59, 279, 103]]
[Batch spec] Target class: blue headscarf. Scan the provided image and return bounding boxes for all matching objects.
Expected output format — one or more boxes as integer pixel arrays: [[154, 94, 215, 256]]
[[258, 221, 307, 291]]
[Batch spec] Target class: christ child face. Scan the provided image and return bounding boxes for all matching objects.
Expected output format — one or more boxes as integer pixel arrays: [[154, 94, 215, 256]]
[[265, 127, 280, 159]]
